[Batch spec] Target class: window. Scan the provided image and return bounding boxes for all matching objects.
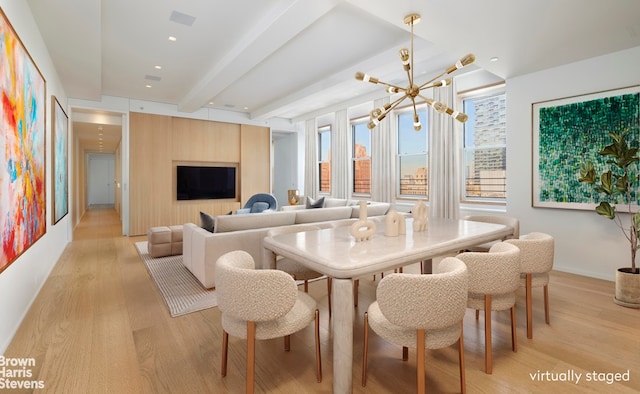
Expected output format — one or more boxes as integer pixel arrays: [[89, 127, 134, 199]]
[[461, 86, 507, 201], [397, 106, 428, 198], [318, 125, 331, 193], [352, 120, 371, 194]]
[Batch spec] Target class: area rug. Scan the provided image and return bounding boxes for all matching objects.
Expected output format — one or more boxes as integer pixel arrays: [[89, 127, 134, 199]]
[[135, 241, 217, 317]]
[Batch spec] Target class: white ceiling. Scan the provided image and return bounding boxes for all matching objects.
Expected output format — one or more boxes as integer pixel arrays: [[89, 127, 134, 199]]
[[26, 0, 640, 153]]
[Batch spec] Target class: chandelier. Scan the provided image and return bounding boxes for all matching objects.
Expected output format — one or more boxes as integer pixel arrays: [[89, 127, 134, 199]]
[[355, 13, 475, 130]]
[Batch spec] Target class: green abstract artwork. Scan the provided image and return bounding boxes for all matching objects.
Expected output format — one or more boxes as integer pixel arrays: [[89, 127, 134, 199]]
[[532, 86, 640, 210]]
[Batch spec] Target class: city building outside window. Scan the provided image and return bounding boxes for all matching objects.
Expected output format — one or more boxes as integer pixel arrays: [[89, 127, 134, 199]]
[[397, 106, 428, 199], [461, 85, 507, 202], [318, 125, 331, 193], [352, 120, 371, 194]]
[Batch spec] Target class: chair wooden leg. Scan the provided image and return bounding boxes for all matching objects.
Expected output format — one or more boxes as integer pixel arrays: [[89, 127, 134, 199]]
[[354, 280, 359, 307], [304, 279, 309, 293], [544, 285, 550, 324], [221, 331, 229, 377], [327, 277, 332, 318], [475, 309, 480, 320], [246, 321, 256, 394], [402, 346, 409, 361], [459, 321, 466, 394], [526, 273, 533, 339], [416, 329, 426, 394], [362, 312, 369, 387], [484, 295, 492, 374], [511, 305, 518, 352], [314, 309, 322, 383], [284, 335, 291, 352]]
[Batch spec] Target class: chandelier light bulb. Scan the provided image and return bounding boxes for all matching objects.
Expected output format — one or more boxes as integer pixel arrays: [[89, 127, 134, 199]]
[[387, 86, 399, 94], [432, 101, 448, 113], [399, 48, 410, 67], [438, 78, 451, 87], [413, 114, 422, 131]]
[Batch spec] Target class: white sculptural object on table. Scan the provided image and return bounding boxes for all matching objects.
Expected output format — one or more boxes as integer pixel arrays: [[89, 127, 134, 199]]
[[350, 201, 376, 242], [412, 200, 428, 232], [384, 209, 406, 237]]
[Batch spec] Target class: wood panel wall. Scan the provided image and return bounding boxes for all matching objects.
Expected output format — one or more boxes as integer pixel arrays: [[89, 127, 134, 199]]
[[128, 112, 270, 235]]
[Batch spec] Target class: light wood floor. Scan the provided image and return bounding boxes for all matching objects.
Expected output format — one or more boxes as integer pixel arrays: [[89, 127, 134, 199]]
[[5, 207, 639, 393]]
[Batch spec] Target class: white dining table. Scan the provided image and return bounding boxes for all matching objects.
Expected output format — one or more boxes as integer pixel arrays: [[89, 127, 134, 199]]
[[262, 217, 513, 393]]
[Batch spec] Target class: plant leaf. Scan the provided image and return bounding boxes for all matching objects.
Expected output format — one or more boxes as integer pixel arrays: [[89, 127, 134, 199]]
[[595, 202, 615, 219], [578, 162, 596, 183]]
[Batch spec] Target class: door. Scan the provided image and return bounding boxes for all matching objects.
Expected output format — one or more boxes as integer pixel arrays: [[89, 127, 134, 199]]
[[88, 154, 115, 206]]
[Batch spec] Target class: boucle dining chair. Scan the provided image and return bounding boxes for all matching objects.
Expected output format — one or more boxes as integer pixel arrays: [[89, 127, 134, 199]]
[[463, 215, 520, 252], [456, 242, 520, 374], [215, 250, 322, 394], [505, 232, 555, 339], [362, 256, 469, 394], [266, 225, 332, 315]]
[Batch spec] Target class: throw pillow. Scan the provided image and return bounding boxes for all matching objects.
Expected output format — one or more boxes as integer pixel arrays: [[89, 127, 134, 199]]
[[306, 196, 325, 209], [199, 211, 215, 232], [250, 201, 270, 213]]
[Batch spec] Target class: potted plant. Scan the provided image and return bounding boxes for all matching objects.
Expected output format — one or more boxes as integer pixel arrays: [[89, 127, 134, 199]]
[[578, 128, 640, 308]]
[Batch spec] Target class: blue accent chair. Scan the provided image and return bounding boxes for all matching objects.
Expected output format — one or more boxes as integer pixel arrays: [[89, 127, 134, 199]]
[[236, 193, 278, 214]]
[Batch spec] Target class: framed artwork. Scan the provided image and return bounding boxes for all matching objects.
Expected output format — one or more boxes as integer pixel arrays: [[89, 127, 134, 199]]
[[532, 85, 640, 210], [52, 96, 68, 224], [0, 8, 47, 273]]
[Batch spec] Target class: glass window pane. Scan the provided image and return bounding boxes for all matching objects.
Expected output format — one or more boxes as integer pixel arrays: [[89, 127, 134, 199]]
[[462, 89, 507, 201], [399, 154, 427, 196], [353, 159, 371, 193], [353, 123, 370, 157], [464, 147, 506, 198], [319, 129, 331, 161], [398, 110, 427, 154]]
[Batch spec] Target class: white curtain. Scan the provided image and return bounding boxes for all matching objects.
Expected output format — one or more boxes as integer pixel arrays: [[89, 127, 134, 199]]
[[304, 118, 318, 200], [371, 97, 395, 203], [332, 109, 350, 199], [428, 82, 460, 219]]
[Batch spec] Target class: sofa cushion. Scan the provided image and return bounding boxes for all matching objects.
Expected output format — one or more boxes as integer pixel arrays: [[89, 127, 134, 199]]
[[306, 196, 325, 209], [324, 197, 348, 207], [350, 202, 390, 218], [295, 206, 352, 224], [214, 210, 297, 233], [250, 201, 270, 213], [200, 211, 215, 232]]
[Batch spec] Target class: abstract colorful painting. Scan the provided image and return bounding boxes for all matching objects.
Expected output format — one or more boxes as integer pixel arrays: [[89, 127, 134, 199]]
[[0, 8, 46, 273], [52, 96, 68, 224], [532, 85, 640, 210]]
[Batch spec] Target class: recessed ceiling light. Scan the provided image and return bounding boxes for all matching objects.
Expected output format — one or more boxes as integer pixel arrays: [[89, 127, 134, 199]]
[[490, 57, 499, 62], [146, 84, 152, 88], [168, 36, 177, 42], [155, 65, 162, 70]]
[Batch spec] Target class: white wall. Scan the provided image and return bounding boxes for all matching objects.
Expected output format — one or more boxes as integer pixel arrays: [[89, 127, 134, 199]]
[[0, 0, 71, 352], [506, 46, 640, 281]]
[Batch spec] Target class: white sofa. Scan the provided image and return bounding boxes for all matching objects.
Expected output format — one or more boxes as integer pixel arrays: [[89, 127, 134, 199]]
[[281, 197, 391, 218], [182, 202, 390, 289]]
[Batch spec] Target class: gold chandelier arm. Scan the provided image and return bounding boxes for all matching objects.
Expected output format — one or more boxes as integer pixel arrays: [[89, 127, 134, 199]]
[[418, 94, 468, 123], [377, 80, 406, 93], [417, 71, 449, 90], [419, 78, 451, 91]]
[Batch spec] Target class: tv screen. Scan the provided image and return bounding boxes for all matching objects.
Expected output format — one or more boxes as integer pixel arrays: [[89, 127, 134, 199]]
[[176, 165, 236, 200]]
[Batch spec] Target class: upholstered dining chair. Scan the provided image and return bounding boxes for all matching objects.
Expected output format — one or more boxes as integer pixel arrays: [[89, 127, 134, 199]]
[[463, 215, 520, 252], [266, 225, 332, 316], [505, 232, 555, 339], [215, 250, 322, 394], [456, 242, 521, 374], [362, 256, 469, 394]]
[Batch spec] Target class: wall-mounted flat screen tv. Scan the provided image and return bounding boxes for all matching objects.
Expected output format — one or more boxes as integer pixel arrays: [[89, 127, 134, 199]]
[[176, 165, 236, 200]]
